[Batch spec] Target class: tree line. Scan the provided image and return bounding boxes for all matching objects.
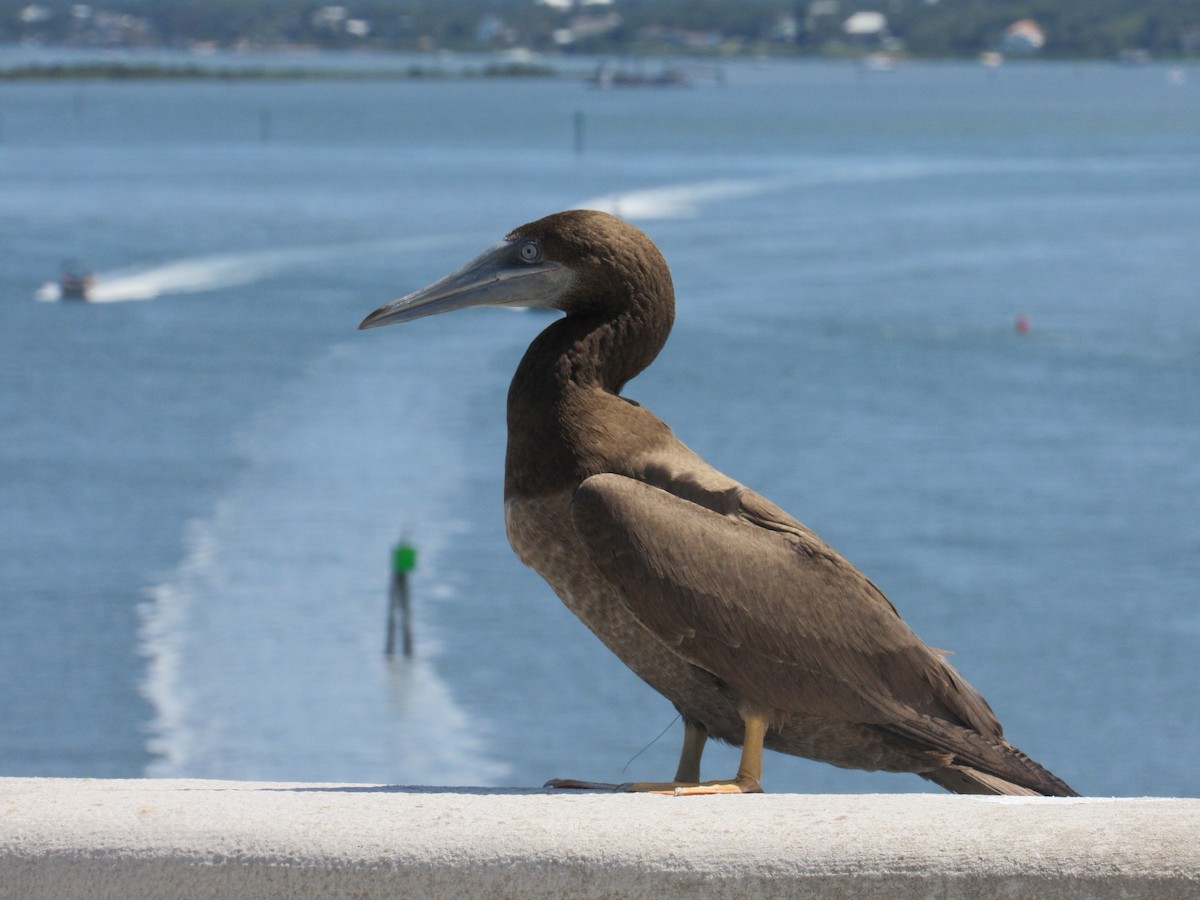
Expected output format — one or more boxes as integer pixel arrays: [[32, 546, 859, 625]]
[[3, 0, 1198, 60]]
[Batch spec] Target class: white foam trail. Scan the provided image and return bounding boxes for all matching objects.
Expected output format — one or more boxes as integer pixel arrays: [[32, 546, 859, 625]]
[[36, 236, 457, 305], [37, 249, 306, 305], [580, 178, 777, 220], [139, 521, 216, 772], [576, 159, 1062, 222], [139, 339, 510, 785], [86, 252, 292, 303]]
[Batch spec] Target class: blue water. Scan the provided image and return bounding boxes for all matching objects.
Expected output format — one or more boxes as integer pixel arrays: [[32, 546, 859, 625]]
[[2, 58, 1198, 796]]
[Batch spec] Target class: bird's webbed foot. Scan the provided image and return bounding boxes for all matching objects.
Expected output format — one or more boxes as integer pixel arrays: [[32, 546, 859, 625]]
[[543, 778, 626, 791], [544, 715, 766, 796], [617, 774, 762, 796], [543, 775, 761, 795]]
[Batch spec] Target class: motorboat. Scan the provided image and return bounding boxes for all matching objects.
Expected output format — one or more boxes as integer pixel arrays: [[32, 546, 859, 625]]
[[60, 262, 95, 301]]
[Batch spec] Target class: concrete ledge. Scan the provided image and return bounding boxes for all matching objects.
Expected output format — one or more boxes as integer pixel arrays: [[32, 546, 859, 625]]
[[1, 778, 1197, 899]]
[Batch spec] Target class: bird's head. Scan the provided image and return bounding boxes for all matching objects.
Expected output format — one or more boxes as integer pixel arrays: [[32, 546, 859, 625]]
[[358, 210, 672, 330]]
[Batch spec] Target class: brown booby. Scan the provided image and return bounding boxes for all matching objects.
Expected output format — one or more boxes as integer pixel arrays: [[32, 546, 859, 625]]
[[360, 210, 1076, 797]]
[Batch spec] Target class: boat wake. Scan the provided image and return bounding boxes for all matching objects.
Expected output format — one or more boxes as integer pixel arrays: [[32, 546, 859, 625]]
[[580, 178, 776, 220], [138, 338, 511, 785], [35, 236, 456, 304], [576, 159, 1057, 222], [36, 249, 304, 304]]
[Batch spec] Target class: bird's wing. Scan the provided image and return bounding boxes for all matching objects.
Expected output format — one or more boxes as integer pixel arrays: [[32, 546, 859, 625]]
[[569, 470, 1002, 737]]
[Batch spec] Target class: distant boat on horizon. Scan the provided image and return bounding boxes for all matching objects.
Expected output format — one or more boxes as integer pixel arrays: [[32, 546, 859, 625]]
[[589, 61, 724, 89]]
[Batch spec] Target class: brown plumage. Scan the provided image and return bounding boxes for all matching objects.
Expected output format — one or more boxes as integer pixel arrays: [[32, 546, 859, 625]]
[[360, 209, 1077, 797]]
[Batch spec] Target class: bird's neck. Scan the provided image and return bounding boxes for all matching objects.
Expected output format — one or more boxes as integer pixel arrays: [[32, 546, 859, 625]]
[[505, 304, 672, 498]]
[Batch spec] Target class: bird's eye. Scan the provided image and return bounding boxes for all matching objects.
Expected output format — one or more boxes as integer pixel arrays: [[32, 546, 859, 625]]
[[518, 241, 542, 264]]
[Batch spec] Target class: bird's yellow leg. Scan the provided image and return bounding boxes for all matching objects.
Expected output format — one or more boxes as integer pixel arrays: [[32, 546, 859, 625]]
[[672, 719, 708, 784], [618, 713, 767, 796]]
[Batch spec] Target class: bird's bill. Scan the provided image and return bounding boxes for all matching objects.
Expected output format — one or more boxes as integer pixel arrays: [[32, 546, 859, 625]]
[[358, 241, 572, 330]]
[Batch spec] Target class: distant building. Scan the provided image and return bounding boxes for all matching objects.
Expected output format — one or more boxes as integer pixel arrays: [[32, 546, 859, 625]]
[[571, 12, 621, 41], [19, 4, 52, 24], [312, 6, 347, 30], [312, 6, 369, 40], [843, 11, 887, 38], [1001, 19, 1045, 55], [536, 0, 614, 9]]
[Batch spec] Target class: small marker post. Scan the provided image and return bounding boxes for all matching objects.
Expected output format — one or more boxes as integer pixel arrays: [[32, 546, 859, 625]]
[[386, 539, 417, 658], [574, 110, 586, 157]]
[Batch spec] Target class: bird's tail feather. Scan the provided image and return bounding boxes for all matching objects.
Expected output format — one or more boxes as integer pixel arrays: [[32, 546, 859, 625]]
[[882, 716, 1079, 797], [922, 765, 1043, 796]]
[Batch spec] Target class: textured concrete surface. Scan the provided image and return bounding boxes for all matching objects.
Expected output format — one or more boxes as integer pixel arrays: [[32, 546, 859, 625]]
[[1, 778, 1198, 899]]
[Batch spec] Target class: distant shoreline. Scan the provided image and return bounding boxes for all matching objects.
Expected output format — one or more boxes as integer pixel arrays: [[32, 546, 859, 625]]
[[0, 61, 558, 82], [4, 55, 1185, 83]]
